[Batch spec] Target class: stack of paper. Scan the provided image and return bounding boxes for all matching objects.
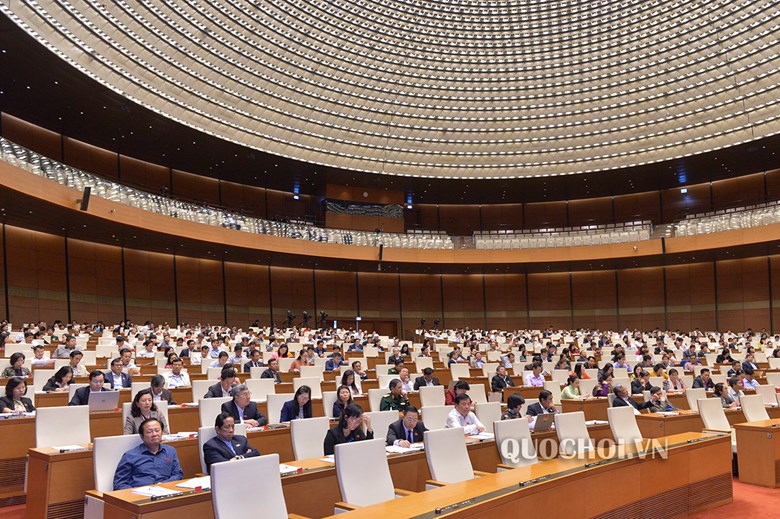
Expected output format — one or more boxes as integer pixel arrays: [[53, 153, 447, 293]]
[[472, 432, 495, 440], [131, 486, 180, 497], [279, 463, 299, 474], [319, 455, 335, 463], [176, 476, 210, 490], [386, 444, 424, 454]]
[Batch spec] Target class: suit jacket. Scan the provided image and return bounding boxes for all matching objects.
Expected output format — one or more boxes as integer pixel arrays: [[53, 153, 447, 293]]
[[68, 386, 110, 406], [203, 435, 260, 473], [630, 380, 651, 395], [260, 369, 281, 383], [153, 388, 175, 405], [204, 382, 232, 399], [105, 371, 132, 389], [741, 361, 758, 372], [220, 400, 268, 426], [323, 425, 373, 455], [692, 376, 715, 390], [243, 361, 263, 373], [385, 419, 427, 446], [491, 374, 514, 392], [279, 400, 312, 422], [612, 396, 653, 410], [0, 396, 35, 412], [413, 376, 440, 391], [525, 402, 557, 417]]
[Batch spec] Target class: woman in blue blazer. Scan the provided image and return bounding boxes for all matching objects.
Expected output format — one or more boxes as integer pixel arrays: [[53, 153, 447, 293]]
[[280, 385, 313, 422]]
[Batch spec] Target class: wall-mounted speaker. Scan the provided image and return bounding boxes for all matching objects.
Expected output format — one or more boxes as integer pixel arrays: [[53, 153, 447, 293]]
[[79, 186, 91, 211]]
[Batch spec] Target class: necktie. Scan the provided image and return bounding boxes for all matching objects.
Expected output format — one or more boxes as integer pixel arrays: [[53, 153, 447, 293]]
[[407, 429, 413, 443]]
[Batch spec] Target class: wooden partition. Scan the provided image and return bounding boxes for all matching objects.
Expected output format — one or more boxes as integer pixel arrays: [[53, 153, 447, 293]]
[[67, 239, 124, 324]]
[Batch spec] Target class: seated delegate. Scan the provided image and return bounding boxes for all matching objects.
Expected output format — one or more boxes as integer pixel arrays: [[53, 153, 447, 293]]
[[69, 370, 110, 405], [113, 418, 183, 490], [220, 384, 268, 427], [124, 389, 170, 435], [280, 385, 313, 422], [0, 377, 35, 413], [386, 406, 428, 447], [203, 412, 260, 473], [323, 403, 373, 455]]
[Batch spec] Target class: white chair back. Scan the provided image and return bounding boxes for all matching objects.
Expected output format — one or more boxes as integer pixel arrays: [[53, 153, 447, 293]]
[[245, 378, 276, 401], [467, 384, 487, 404], [335, 439, 395, 507], [420, 405, 451, 430], [367, 388, 385, 412], [290, 416, 330, 460], [207, 367, 224, 380], [554, 411, 593, 455], [493, 418, 538, 468], [36, 406, 90, 448], [277, 358, 294, 372], [686, 388, 707, 411], [67, 383, 88, 403], [544, 381, 563, 406], [424, 428, 474, 484], [294, 377, 322, 398], [93, 435, 141, 491], [198, 423, 247, 474], [481, 363, 500, 378], [740, 394, 770, 422], [415, 357, 433, 371], [450, 364, 471, 381], [300, 365, 325, 381], [363, 411, 399, 443], [607, 406, 642, 444], [33, 369, 56, 393], [191, 379, 214, 402], [579, 378, 597, 396], [198, 397, 231, 428], [130, 382, 148, 400], [267, 393, 293, 424], [374, 364, 392, 376], [419, 385, 445, 407], [475, 402, 501, 435], [697, 398, 731, 432], [249, 367, 265, 379], [756, 384, 778, 405], [322, 390, 338, 419], [211, 454, 289, 519], [378, 375, 397, 389]]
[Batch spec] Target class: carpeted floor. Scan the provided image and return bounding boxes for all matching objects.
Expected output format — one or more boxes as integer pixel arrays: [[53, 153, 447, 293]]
[[0, 478, 777, 518]]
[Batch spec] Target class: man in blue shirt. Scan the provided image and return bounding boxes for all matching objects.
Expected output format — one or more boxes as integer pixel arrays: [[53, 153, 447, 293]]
[[113, 418, 183, 490]]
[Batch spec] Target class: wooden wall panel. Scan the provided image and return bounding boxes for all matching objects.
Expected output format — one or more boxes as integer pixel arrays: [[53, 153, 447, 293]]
[[270, 266, 315, 327], [175, 257, 224, 325], [439, 205, 480, 235], [63, 138, 118, 180], [1, 113, 61, 160], [5, 226, 67, 324], [661, 183, 711, 223], [480, 204, 523, 231], [571, 271, 617, 330], [484, 274, 527, 331], [568, 197, 613, 227], [400, 274, 442, 337], [417, 205, 439, 230], [524, 201, 567, 229], [121, 156, 169, 193], [665, 263, 715, 332], [171, 169, 219, 204], [527, 273, 571, 330], [224, 263, 271, 327], [0, 228, 6, 321], [220, 181, 266, 218], [123, 249, 176, 324], [67, 239, 123, 324], [613, 192, 661, 224], [325, 185, 403, 204], [771, 256, 780, 334], [617, 267, 664, 331], [441, 274, 484, 329], [325, 213, 404, 233], [711, 173, 765, 211], [266, 190, 308, 220], [357, 272, 401, 322], [765, 169, 780, 201], [717, 258, 770, 332], [315, 270, 357, 322]]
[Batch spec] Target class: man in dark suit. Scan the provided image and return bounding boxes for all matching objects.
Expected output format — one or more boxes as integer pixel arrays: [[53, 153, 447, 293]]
[[611, 385, 654, 411], [525, 390, 559, 417], [150, 375, 176, 405], [243, 349, 263, 373], [692, 368, 715, 390], [413, 367, 440, 390], [69, 370, 111, 405], [220, 384, 268, 427], [105, 358, 132, 389], [204, 367, 239, 398], [203, 412, 260, 473], [260, 358, 281, 383], [630, 371, 652, 395], [741, 353, 759, 373], [386, 406, 428, 447], [491, 366, 515, 392]]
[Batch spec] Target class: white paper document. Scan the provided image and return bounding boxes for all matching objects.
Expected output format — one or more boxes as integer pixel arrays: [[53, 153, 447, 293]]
[[131, 486, 180, 497], [279, 463, 299, 474], [471, 432, 495, 440], [176, 476, 210, 490], [386, 444, 424, 454], [53, 445, 86, 452], [319, 455, 335, 463]]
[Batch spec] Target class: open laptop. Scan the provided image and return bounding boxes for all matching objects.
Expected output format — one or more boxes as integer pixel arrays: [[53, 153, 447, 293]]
[[532, 413, 555, 433], [88, 391, 121, 412]]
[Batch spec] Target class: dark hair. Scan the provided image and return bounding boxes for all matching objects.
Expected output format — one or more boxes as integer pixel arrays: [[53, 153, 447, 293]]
[[220, 367, 237, 380], [218, 351, 229, 360], [111, 357, 122, 368], [650, 386, 662, 396], [454, 393, 471, 405], [506, 393, 525, 410], [566, 375, 578, 386], [150, 375, 165, 389], [336, 384, 354, 405], [214, 411, 233, 428], [531, 361, 543, 370], [573, 364, 584, 378], [249, 349, 260, 358], [131, 389, 159, 417], [171, 357, 183, 365], [538, 389, 552, 402], [5, 376, 25, 398], [639, 370, 649, 378], [88, 370, 104, 381], [422, 367, 433, 376], [728, 376, 741, 388], [743, 367, 755, 376], [338, 403, 364, 429], [293, 385, 312, 416], [453, 380, 470, 391], [53, 366, 74, 384], [653, 363, 665, 373], [713, 382, 726, 396], [389, 378, 402, 390], [700, 368, 710, 375], [119, 347, 131, 356], [9, 352, 25, 365], [138, 417, 162, 437], [402, 405, 419, 416], [340, 370, 360, 392], [668, 368, 678, 376]]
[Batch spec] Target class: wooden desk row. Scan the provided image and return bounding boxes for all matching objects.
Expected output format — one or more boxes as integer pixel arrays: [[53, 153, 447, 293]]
[[98, 432, 733, 519]]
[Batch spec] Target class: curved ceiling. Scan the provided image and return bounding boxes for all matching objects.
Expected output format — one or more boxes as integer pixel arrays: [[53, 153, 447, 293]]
[[3, 0, 780, 179]]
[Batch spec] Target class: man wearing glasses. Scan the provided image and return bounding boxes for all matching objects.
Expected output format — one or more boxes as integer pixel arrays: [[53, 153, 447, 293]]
[[386, 406, 428, 447], [203, 412, 260, 473]]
